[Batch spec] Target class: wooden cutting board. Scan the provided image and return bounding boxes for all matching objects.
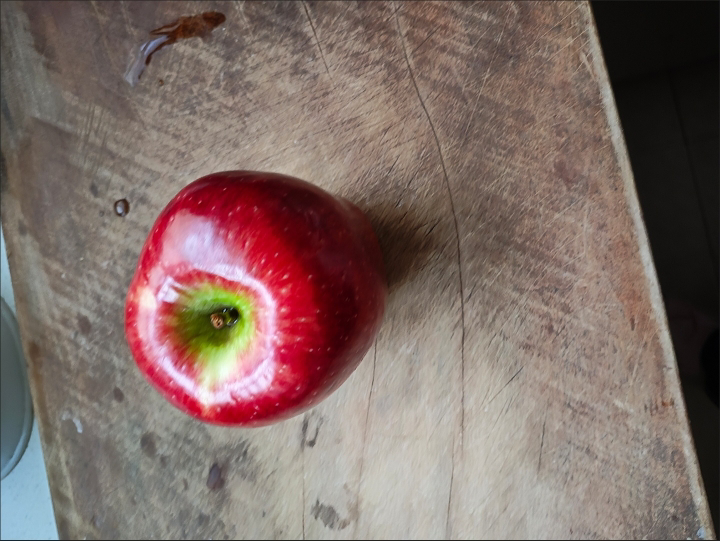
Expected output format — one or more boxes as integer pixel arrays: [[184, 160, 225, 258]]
[[1, 1, 714, 538]]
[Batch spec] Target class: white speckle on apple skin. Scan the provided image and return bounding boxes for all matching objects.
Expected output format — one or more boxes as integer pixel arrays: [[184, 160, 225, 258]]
[[139, 287, 157, 310]]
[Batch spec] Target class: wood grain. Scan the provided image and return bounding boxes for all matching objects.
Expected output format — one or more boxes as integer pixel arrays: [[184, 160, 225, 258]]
[[0, 1, 714, 538]]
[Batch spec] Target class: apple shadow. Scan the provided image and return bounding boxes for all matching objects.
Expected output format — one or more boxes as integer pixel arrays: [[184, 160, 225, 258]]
[[361, 201, 444, 295]]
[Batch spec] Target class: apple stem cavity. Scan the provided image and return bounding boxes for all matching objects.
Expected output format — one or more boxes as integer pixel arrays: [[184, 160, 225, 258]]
[[210, 307, 240, 329]]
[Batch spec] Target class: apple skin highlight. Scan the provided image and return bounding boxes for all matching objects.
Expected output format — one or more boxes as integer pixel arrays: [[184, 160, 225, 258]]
[[125, 171, 387, 426]]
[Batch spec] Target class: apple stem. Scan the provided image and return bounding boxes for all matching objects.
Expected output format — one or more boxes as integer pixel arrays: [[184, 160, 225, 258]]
[[210, 307, 240, 329]]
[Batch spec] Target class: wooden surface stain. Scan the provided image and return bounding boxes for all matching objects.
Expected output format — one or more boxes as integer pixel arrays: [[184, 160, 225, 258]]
[[113, 199, 129, 217]]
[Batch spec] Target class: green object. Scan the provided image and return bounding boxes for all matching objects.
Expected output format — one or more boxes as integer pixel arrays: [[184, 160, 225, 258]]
[[170, 284, 257, 387]]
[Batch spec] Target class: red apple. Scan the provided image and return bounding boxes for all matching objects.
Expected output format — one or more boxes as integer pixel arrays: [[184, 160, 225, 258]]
[[125, 171, 387, 426]]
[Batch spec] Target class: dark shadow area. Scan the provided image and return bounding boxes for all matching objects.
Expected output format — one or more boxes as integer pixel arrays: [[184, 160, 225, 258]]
[[362, 200, 444, 296], [592, 1, 719, 530]]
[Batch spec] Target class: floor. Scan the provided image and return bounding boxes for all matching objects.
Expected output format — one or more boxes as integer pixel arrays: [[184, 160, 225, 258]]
[[1, 225, 59, 540]]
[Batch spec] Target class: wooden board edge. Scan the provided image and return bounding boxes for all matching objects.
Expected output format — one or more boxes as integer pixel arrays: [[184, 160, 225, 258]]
[[582, 2, 716, 537]]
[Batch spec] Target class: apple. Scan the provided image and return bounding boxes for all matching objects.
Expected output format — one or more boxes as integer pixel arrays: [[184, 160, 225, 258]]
[[124, 171, 387, 426]]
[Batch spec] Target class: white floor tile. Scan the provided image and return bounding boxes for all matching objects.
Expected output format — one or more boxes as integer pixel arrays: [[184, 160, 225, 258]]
[[1, 421, 58, 540], [1, 225, 58, 540]]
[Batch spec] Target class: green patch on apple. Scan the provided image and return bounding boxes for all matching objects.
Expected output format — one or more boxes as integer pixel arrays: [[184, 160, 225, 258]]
[[170, 284, 256, 386]]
